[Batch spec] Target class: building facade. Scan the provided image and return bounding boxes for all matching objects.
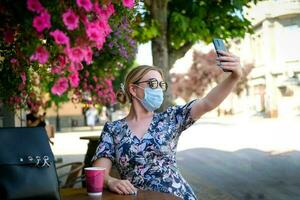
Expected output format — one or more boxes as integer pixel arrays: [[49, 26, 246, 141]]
[[230, 0, 300, 118]]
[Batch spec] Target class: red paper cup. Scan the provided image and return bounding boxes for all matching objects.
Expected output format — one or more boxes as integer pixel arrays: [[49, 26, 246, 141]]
[[85, 167, 105, 196]]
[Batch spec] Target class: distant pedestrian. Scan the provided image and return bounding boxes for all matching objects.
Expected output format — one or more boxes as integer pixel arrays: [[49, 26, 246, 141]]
[[26, 104, 54, 145], [85, 105, 98, 130], [26, 104, 46, 128]]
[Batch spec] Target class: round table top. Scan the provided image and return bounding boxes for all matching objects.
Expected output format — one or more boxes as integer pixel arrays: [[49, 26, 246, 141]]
[[80, 136, 99, 141], [61, 188, 182, 200]]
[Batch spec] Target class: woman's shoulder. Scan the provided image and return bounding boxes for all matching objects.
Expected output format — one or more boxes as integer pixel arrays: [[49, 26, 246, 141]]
[[102, 119, 125, 132], [104, 118, 123, 125], [154, 105, 179, 119], [157, 99, 198, 116]]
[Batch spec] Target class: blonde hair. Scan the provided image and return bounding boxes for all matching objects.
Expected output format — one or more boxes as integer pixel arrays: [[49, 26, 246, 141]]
[[116, 65, 164, 104]]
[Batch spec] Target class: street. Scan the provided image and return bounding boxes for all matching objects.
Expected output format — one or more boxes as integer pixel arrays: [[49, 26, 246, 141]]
[[52, 115, 300, 158]]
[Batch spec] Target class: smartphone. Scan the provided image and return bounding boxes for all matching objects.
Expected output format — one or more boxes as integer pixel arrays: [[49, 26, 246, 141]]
[[212, 38, 231, 72]]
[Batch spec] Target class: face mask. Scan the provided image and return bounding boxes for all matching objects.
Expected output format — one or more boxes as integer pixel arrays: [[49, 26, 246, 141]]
[[135, 86, 164, 112]]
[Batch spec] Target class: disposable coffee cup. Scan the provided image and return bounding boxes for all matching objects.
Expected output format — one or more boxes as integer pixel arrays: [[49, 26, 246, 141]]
[[85, 167, 105, 196]]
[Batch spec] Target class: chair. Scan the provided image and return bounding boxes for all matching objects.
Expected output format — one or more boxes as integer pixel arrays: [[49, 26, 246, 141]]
[[56, 162, 84, 188], [45, 125, 55, 145]]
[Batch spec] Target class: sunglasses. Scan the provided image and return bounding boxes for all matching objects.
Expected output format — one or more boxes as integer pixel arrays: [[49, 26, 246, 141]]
[[134, 78, 168, 91]]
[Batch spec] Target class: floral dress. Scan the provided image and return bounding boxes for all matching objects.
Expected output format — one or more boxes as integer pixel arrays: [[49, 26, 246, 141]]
[[93, 100, 198, 200]]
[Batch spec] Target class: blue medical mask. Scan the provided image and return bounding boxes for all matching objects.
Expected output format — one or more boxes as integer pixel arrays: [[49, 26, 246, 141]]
[[135, 86, 164, 112]]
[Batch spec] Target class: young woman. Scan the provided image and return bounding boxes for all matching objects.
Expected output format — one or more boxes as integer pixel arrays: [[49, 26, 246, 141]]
[[92, 50, 242, 200]]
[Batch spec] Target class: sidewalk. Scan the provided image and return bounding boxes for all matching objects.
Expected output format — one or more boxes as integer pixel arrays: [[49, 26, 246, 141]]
[[178, 114, 300, 153], [58, 125, 103, 133], [51, 126, 103, 165]]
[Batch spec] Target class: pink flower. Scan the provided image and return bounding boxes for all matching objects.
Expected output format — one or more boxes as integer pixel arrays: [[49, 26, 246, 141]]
[[94, 2, 115, 19], [68, 63, 76, 73], [110, 93, 117, 103], [32, 11, 51, 32], [65, 47, 85, 63], [27, 0, 44, 13], [51, 77, 69, 96], [105, 79, 113, 87], [68, 62, 83, 72], [51, 66, 63, 74], [76, 0, 93, 12], [20, 72, 26, 84], [30, 45, 49, 64], [51, 55, 66, 74], [10, 58, 18, 65], [68, 72, 80, 88], [62, 9, 79, 30], [106, 3, 115, 17], [86, 22, 103, 41], [93, 2, 106, 20], [84, 46, 93, 64], [50, 29, 70, 46], [99, 19, 112, 35], [97, 90, 103, 96], [104, 92, 116, 104], [80, 14, 89, 27], [74, 62, 83, 70], [122, 0, 135, 9], [57, 55, 67, 67], [13, 96, 22, 104], [96, 83, 103, 90], [95, 38, 106, 50], [93, 76, 97, 82], [85, 22, 106, 50]]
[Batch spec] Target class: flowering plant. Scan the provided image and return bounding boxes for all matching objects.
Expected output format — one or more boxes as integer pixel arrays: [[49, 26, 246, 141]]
[[0, 0, 137, 111]]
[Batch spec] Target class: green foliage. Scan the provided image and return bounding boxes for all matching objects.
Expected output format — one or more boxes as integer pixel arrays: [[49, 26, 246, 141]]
[[134, 0, 256, 50], [133, 19, 160, 43], [168, 0, 254, 49]]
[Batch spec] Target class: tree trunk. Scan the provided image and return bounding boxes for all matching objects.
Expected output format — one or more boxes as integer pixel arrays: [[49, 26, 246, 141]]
[[150, 1, 194, 110], [150, 0, 171, 110]]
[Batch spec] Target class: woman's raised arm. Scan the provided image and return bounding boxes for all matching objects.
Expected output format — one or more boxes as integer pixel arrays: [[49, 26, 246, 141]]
[[190, 50, 243, 120]]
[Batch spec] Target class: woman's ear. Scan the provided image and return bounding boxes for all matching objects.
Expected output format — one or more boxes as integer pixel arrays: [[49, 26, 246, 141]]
[[128, 83, 137, 98]]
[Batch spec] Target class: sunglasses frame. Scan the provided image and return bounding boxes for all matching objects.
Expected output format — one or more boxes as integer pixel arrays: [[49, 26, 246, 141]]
[[134, 78, 168, 91]]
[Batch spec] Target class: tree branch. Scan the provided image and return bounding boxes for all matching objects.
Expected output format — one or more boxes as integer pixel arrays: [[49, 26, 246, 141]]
[[168, 41, 194, 68]]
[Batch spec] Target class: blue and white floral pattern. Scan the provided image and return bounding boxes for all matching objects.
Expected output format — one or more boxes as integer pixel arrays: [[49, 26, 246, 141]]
[[93, 100, 198, 200]]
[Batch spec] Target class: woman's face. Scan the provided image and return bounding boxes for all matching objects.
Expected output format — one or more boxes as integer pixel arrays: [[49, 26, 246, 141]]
[[130, 70, 163, 99]]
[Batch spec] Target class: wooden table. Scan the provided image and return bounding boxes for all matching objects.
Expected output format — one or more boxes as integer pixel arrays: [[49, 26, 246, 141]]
[[61, 188, 182, 200]]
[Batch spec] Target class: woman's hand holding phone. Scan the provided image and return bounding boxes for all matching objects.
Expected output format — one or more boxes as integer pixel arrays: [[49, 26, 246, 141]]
[[212, 38, 242, 79], [216, 50, 243, 79]]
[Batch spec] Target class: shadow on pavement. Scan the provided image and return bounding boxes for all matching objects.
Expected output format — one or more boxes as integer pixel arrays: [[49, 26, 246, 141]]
[[177, 148, 300, 200]]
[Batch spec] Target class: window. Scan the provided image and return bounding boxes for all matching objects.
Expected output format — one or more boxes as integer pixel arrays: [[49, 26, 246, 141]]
[[281, 25, 300, 62]]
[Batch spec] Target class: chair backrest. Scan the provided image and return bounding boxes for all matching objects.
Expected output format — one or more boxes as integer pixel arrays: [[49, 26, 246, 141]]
[[56, 162, 84, 188]]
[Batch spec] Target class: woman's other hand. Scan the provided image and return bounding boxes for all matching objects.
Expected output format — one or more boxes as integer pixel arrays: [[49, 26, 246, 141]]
[[107, 178, 137, 195], [216, 50, 243, 79]]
